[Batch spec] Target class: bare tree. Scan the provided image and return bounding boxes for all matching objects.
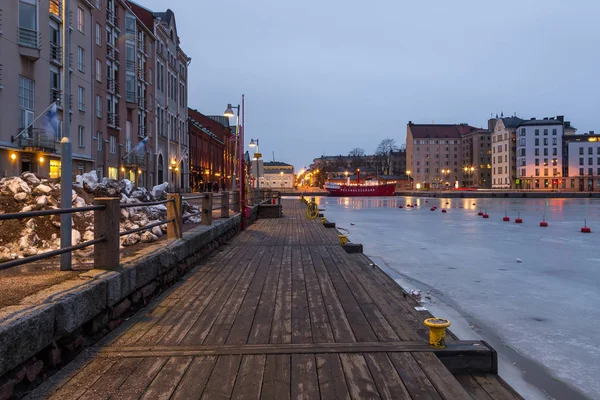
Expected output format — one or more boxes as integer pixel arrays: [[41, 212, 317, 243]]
[[348, 147, 365, 169], [375, 138, 399, 175]]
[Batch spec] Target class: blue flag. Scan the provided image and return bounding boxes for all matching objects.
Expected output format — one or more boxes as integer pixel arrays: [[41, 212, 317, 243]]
[[40, 103, 58, 139], [131, 136, 149, 156]]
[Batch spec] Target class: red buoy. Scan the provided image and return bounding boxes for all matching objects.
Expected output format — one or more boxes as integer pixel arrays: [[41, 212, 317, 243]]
[[433, 206, 437, 209], [441, 209, 447, 213], [430, 207, 435, 211], [582, 226, 591, 233], [515, 218, 523, 223], [425, 200, 428, 203], [482, 213, 489, 218], [540, 221, 548, 227], [503, 216, 510, 222], [472, 203, 476, 206], [478, 212, 483, 216], [399, 205, 403, 208]]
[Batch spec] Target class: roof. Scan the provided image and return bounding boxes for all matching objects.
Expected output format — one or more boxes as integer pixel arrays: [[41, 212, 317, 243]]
[[206, 116, 230, 128], [264, 161, 293, 168], [126, 1, 154, 33], [153, 9, 174, 25], [408, 123, 480, 139], [500, 117, 524, 128], [462, 129, 491, 137], [518, 119, 564, 127], [564, 134, 600, 143]]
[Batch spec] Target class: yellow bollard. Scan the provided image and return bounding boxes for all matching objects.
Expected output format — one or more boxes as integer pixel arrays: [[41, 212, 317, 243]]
[[321, 217, 327, 224], [424, 318, 451, 348], [339, 235, 347, 245]]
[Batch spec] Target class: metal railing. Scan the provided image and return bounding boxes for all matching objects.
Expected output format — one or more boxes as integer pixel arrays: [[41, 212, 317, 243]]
[[107, 78, 120, 95], [18, 27, 41, 48], [0, 191, 244, 272], [12, 128, 57, 152], [107, 112, 120, 128], [50, 42, 62, 64]]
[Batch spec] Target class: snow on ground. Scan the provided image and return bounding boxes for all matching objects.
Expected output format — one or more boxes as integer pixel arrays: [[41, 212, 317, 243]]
[[320, 196, 598, 400]]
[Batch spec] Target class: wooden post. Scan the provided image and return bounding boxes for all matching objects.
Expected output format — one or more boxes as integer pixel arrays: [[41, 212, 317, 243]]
[[202, 192, 213, 225], [93, 198, 120, 270], [233, 190, 240, 212], [167, 193, 182, 239], [221, 192, 230, 218]]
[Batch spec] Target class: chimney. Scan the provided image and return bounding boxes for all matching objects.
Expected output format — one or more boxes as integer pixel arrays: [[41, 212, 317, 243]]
[[408, 121, 413, 125], [530, 118, 535, 120], [557, 115, 565, 122], [543, 117, 548, 120], [591, 131, 595, 135]]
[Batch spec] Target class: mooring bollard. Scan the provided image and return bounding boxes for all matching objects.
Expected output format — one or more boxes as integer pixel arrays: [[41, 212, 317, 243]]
[[93, 197, 120, 270], [167, 193, 183, 240], [339, 234, 347, 245], [202, 192, 213, 226], [424, 318, 451, 348]]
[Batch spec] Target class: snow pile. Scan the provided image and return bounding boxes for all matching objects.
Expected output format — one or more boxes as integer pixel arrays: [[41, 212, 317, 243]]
[[0, 172, 201, 262]]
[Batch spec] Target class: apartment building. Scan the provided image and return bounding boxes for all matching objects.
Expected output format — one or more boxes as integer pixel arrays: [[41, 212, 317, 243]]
[[1, 0, 95, 179], [406, 122, 479, 189], [515, 116, 575, 190], [490, 116, 522, 189], [127, 2, 190, 191], [564, 132, 600, 191], [461, 129, 492, 188]]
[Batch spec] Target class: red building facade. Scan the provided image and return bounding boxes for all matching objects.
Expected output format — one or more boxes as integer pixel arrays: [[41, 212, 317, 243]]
[[188, 108, 234, 191]]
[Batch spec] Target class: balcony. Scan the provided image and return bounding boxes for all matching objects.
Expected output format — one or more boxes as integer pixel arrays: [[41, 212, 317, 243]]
[[126, 91, 136, 103], [137, 40, 146, 55], [123, 152, 146, 167], [106, 9, 120, 28], [50, 88, 62, 106], [126, 60, 135, 73], [12, 129, 57, 153], [107, 112, 121, 129], [49, 42, 62, 65], [137, 67, 147, 83], [106, 78, 120, 95], [138, 125, 145, 138], [106, 42, 115, 60], [18, 27, 41, 60], [49, 0, 62, 20], [137, 97, 145, 110]]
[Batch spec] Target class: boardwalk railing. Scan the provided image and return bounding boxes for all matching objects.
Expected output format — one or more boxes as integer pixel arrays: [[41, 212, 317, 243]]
[[0, 190, 240, 272]]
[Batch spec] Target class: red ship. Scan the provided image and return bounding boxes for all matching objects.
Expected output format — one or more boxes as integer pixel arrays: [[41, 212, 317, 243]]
[[325, 181, 396, 197]]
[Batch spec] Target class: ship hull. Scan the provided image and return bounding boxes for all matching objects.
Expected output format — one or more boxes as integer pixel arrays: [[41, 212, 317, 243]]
[[326, 183, 396, 197]]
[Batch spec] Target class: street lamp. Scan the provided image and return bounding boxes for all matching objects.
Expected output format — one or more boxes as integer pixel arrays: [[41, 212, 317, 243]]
[[224, 102, 241, 210], [249, 138, 261, 189], [406, 170, 412, 190]]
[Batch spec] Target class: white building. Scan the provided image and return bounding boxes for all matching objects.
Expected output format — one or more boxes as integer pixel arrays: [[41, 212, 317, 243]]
[[491, 116, 522, 189], [565, 133, 600, 191], [515, 116, 575, 190], [260, 161, 294, 189]]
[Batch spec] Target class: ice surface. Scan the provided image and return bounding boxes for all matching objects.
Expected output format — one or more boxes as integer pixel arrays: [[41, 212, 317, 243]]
[[320, 196, 599, 399]]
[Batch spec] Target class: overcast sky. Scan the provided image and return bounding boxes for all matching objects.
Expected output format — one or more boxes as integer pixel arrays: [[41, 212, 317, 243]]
[[141, 0, 600, 169]]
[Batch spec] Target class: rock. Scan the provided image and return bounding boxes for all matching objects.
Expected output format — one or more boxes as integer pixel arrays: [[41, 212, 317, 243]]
[[130, 224, 140, 230], [72, 229, 81, 246], [19, 233, 40, 250], [83, 230, 94, 241], [151, 182, 169, 198], [72, 190, 77, 202], [152, 226, 163, 237], [51, 219, 61, 228], [33, 184, 52, 195], [122, 233, 140, 246], [75, 170, 99, 191], [73, 196, 86, 208], [140, 231, 157, 243], [21, 205, 35, 213], [120, 179, 134, 195], [7, 178, 31, 194], [25, 360, 44, 382], [14, 192, 28, 202], [0, 250, 14, 262], [25, 219, 36, 230], [121, 209, 130, 219], [161, 224, 167, 233], [36, 195, 48, 206], [51, 233, 57, 240], [23, 247, 38, 257], [21, 172, 40, 185]]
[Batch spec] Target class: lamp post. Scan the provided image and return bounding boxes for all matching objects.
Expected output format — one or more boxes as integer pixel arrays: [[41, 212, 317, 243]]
[[249, 138, 260, 189], [224, 101, 243, 214], [441, 169, 450, 189], [406, 170, 412, 190]]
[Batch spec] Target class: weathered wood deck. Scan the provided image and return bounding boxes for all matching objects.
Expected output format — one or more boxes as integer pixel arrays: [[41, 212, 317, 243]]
[[42, 200, 522, 399]]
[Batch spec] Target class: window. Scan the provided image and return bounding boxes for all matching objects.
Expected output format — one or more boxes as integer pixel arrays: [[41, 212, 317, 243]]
[[125, 12, 136, 34], [109, 135, 117, 154], [589, 168, 594, 176], [552, 128, 557, 135], [579, 168, 584, 176], [535, 148, 539, 156], [77, 46, 85, 72], [96, 23, 101, 45], [521, 168, 526, 177], [520, 149, 526, 156], [535, 159, 539, 166], [97, 132, 103, 151], [543, 138, 548, 146], [552, 138, 557, 145], [96, 59, 102, 82], [579, 147, 584, 155], [544, 148, 548, 156], [78, 126, 85, 147], [96, 0, 101, 9], [543, 158, 548, 166], [535, 169, 540, 177], [96, 95, 102, 118], [553, 148, 557, 156], [535, 138, 539, 146], [543, 129, 548, 136], [148, 68, 153, 85], [597, 147, 600, 155], [589, 158, 594, 166], [553, 168, 558, 176], [77, 7, 84, 32], [598, 157, 600, 165], [78, 86, 85, 111], [19, 75, 35, 130], [519, 129, 525, 136], [19, 1, 38, 46], [589, 147, 593, 155], [520, 138, 525, 146], [580, 158, 584, 166], [535, 129, 539, 136]]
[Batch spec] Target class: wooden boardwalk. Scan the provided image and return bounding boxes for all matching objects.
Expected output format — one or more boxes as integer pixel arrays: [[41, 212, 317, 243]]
[[42, 200, 522, 399]]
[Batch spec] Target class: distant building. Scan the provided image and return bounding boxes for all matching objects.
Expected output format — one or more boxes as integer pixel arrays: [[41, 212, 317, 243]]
[[261, 161, 294, 189], [461, 129, 492, 188], [564, 132, 600, 191], [490, 116, 522, 189], [515, 116, 575, 190], [312, 149, 406, 176], [406, 122, 480, 189]]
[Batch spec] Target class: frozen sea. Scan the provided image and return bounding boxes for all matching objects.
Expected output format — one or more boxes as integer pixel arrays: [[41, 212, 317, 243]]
[[315, 196, 600, 400]]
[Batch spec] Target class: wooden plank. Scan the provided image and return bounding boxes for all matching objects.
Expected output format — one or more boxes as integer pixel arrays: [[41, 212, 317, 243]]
[[113, 357, 168, 400], [201, 355, 242, 399], [171, 356, 217, 400], [412, 352, 474, 400], [473, 375, 524, 400], [363, 353, 412, 400], [291, 354, 319, 400], [316, 354, 351, 400], [261, 354, 291, 400], [79, 358, 142, 400], [230, 355, 267, 400], [48, 359, 116, 400], [455, 375, 494, 400], [139, 356, 193, 400], [388, 352, 442, 400], [339, 353, 381, 399], [271, 245, 292, 343], [291, 246, 312, 343]]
